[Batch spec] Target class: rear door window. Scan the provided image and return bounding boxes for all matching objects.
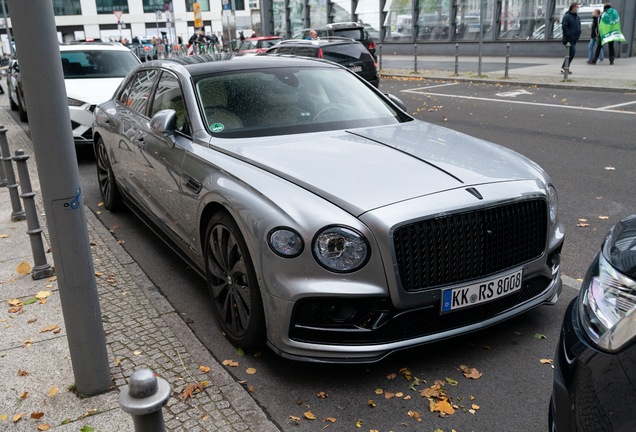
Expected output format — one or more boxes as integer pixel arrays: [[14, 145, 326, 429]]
[[333, 28, 365, 40], [150, 72, 189, 134]]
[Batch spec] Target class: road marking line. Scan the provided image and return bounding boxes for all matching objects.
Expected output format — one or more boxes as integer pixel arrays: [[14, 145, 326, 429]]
[[399, 82, 460, 92], [598, 100, 636, 110], [402, 89, 636, 115], [496, 89, 533, 97]]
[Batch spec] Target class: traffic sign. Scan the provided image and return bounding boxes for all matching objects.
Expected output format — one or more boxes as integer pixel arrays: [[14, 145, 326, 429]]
[[169, 2, 174, 13], [155, 10, 162, 19], [164, 3, 169, 11], [193, 2, 202, 28], [113, 10, 123, 20]]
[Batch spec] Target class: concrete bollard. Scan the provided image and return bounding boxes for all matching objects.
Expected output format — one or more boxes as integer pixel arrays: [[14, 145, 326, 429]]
[[0, 125, 26, 221], [414, 43, 418, 74], [378, 43, 382, 71], [119, 369, 171, 432], [563, 42, 570, 81], [504, 43, 510, 79], [13, 149, 53, 280], [454, 43, 459, 76]]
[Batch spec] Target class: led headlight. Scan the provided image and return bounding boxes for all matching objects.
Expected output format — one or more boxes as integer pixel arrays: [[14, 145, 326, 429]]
[[548, 185, 558, 224], [268, 228, 303, 258], [68, 97, 85, 107], [312, 226, 369, 273], [579, 253, 636, 351]]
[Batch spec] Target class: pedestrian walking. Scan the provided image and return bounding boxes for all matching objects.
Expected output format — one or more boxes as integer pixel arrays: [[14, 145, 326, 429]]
[[587, 9, 604, 63], [561, 2, 581, 74], [590, 3, 626, 65]]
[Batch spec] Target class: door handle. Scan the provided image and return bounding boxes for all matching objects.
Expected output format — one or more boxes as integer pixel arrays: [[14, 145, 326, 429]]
[[135, 136, 145, 148]]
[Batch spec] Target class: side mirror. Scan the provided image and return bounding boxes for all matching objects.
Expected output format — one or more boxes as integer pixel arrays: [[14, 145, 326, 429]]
[[150, 109, 177, 137], [385, 93, 407, 112]]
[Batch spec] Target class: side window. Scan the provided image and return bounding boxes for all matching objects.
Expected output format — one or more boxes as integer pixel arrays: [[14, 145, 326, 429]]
[[276, 46, 295, 54], [119, 76, 135, 104], [126, 69, 160, 116], [295, 46, 319, 57], [150, 72, 188, 133]]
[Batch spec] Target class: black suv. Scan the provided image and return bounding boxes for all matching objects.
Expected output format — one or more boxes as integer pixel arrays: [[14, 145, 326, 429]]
[[264, 38, 379, 87], [292, 22, 376, 59]]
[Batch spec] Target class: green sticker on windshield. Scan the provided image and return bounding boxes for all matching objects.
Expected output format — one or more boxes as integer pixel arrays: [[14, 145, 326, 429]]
[[211, 123, 224, 133]]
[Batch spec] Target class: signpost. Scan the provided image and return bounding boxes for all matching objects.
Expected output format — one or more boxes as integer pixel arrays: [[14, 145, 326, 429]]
[[114, 10, 124, 41], [193, 2, 203, 29]]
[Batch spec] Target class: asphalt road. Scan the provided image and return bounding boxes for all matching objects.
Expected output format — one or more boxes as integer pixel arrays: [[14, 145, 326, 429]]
[[4, 78, 636, 431]]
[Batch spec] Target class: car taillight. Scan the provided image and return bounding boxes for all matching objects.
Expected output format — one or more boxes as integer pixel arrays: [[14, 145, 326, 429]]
[[319, 48, 323, 59], [368, 41, 376, 49], [374, 62, 377, 68]]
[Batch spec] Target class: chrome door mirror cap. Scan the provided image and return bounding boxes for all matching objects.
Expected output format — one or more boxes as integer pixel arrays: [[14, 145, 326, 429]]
[[150, 109, 178, 136]]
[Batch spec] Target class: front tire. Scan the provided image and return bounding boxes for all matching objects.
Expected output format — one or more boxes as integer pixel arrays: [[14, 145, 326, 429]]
[[9, 90, 18, 111], [95, 137, 122, 211], [17, 94, 27, 122], [205, 211, 266, 349]]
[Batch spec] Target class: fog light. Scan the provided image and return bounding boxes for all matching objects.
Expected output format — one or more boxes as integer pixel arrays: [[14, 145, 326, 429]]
[[326, 301, 356, 322]]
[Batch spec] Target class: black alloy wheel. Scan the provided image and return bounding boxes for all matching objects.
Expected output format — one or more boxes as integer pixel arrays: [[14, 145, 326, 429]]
[[205, 212, 265, 349], [96, 137, 122, 211]]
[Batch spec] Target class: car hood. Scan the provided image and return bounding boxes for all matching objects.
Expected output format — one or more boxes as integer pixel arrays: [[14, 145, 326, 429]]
[[213, 121, 545, 216], [65, 78, 125, 105]]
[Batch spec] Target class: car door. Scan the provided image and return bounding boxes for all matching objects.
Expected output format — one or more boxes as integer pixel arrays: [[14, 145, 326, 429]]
[[135, 70, 190, 244]]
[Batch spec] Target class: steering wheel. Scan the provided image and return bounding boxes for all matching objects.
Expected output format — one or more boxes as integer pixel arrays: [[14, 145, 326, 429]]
[[313, 105, 342, 122]]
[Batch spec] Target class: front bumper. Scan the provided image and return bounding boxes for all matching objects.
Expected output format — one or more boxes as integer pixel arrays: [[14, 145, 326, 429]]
[[69, 104, 96, 145], [550, 297, 636, 431]]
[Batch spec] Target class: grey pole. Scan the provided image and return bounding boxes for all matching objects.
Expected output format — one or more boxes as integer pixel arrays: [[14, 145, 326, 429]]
[[0, 140, 7, 187], [563, 42, 570, 81], [12, 149, 53, 280], [8, 0, 111, 396], [119, 369, 171, 432], [378, 43, 382, 71], [1, 0, 14, 58], [478, 0, 484, 77], [413, 43, 417, 74], [454, 43, 459, 76], [504, 43, 510, 79], [0, 125, 25, 221]]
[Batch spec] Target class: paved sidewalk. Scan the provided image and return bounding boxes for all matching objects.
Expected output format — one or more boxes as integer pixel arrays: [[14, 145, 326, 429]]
[[380, 54, 636, 91], [0, 104, 278, 430]]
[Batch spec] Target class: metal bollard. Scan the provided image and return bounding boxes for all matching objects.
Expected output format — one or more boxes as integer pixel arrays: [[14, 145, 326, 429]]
[[119, 369, 171, 432], [414, 43, 418, 74], [378, 43, 382, 71], [13, 149, 53, 279], [0, 125, 26, 221], [504, 43, 510, 79], [0, 142, 7, 187], [563, 42, 570, 81], [454, 43, 459, 76]]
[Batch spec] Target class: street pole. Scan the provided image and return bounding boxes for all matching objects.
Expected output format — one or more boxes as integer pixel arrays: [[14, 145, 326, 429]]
[[8, 0, 111, 396], [1, 0, 14, 58], [478, 0, 484, 77]]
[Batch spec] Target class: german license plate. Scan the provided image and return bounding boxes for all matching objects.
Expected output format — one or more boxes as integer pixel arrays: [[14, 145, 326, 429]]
[[441, 268, 523, 313], [349, 65, 362, 72]]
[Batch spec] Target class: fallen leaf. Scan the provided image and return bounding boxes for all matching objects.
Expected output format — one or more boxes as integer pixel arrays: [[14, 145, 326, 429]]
[[483, 345, 490, 349], [375, 388, 383, 394], [596, 197, 603, 199], [407, 411, 422, 422], [53, 329, 61, 334], [304, 412, 317, 420], [472, 404, 480, 410], [202, 416, 208, 421], [19, 392, 28, 399], [181, 383, 203, 402], [540, 359, 554, 364], [368, 400, 376, 407], [604, 166, 615, 171], [36, 291, 52, 299], [577, 223, 590, 227], [433, 400, 455, 415], [562, 99, 566, 102], [445, 377, 458, 386], [249, 386, 255, 392], [237, 347, 245, 356], [356, 419, 363, 427], [48, 386, 59, 397], [39, 299, 47, 305], [38, 425, 51, 430], [469, 409, 476, 414], [31, 412, 44, 419], [534, 334, 547, 339], [95, 272, 104, 276], [133, 351, 141, 355], [13, 413, 26, 422], [0, 234, 9, 238], [47, 276, 57, 282], [115, 358, 121, 364], [470, 395, 475, 400], [199, 366, 210, 373], [386, 373, 396, 380], [17, 369, 29, 376], [40, 324, 59, 333], [80, 426, 94, 432], [8, 306, 22, 313], [385, 391, 395, 399], [599, 216, 609, 220], [324, 417, 336, 423], [403, 395, 411, 400], [7, 299, 22, 306], [460, 366, 483, 379], [98, 202, 104, 206], [16, 262, 31, 275], [317, 392, 328, 398], [117, 240, 125, 244], [0, 414, 7, 420], [396, 392, 403, 397], [222, 360, 239, 367], [246, 368, 256, 375]]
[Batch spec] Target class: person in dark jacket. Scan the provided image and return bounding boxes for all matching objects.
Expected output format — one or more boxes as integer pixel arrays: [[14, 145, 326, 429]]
[[588, 9, 604, 62], [561, 2, 581, 73]]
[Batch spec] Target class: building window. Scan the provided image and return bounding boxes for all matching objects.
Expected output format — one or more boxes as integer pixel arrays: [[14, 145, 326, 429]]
[[53, 0, 82, 15], [186, 0, 211, 12], [143, 0, 170, 13], [235, 0, 245, 11], [96, 0, 129, 14]]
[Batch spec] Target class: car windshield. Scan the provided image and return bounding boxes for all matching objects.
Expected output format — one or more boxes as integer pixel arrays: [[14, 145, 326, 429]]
[[195, 67, 402, 138], [260, 39, 281, 48], [61, 50, 140, 79], [333, 29, 364, 40], [239, 41, 258, 50]]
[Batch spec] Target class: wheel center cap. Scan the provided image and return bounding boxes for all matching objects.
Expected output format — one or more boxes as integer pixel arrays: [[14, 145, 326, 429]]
[[226, 275, 233, 286]]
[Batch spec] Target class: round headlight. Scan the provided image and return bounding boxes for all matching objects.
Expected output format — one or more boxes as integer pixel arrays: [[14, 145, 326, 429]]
[[268, 228, 304, 258], [312, 226, 370, 273], [548, 185, 558, 224]]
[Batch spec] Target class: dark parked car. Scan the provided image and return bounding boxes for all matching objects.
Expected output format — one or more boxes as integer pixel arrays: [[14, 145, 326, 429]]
[[264, 38, 379, 87], [93, 54, 563, 362], [551, 214, 636, 431], [292, 22, 377, 58]]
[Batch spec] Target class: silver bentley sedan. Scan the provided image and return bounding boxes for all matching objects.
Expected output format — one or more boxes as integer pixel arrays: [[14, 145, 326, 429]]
[[93, 54, 565, 362]]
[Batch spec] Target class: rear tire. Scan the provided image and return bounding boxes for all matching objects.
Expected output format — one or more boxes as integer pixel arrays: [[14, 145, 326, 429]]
[[9, 92, 18, 111], [17, 94, 27, 122], [204, 211, 266, 349], [95, 137, 122, 211]]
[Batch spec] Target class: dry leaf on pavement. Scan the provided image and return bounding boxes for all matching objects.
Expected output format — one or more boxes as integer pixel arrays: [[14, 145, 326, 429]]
[[0, 234, 9, 238], [576, 223, 590, 227], [316, 392, 328, 398], [374, 389, 383, 394], [433, 400, 455, 415], [30, 412, 44, 419], [222, 360, 238, 367], [323, 418, 336, 423], [8, 299, 22, 307], [385, 392, 395, 399], [386, 373, 396, 380], [133, 351, 141, 355], [16, 262, 31, 275], [181, 383, 203, 402], [13, 413, 26, 422], [604, 166, 615, 170], [40, 325, 59, 333], [304, 412, 317, 420], [246, 368, 256, 374], [8, 306, 22, 313], [17, 369, 29, 376], [199, 366, 210, 373], [37, 425, 50, 431], [472, 404, 480, 410], [460, 365, 483, 379], [540, 359, 554, 364], [48, 386, 59, 397], [36, 291, 52, 300], [47, 276, 57, 282], [599, 216, 609, 220], [407, 411, 422, 422], [368, 400, 376, 407], [19, 392, 28, 399]]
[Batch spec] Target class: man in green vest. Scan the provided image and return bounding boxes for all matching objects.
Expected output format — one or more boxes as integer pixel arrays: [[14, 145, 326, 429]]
[[590, 3, 626, 65]]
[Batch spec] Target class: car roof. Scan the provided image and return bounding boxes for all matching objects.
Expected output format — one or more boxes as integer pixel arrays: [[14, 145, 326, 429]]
[[276, 38, 360, 47], [246, 36, 282, 41], [143, 54, 341, 77], [60, 43, 133, 52]]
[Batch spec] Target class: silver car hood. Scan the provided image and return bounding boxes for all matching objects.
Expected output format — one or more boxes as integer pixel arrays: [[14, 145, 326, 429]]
[[212, 121, 545, 216]]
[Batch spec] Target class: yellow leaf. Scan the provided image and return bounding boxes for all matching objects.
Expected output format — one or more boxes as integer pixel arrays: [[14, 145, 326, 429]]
[[304, 412, 317, 420], [599, 216, 609, 220], [16, 262, 31, 275], [7, 299, 22, 306], [323, 417, 336, 423], [470, 395, 475, 400], [202, 380, 208, 386], [38, 425, 51, 431], [45, 285, 52, 288], [540, 359, 553, 364], [472, 404, 480, 410], [433, 400, 455, 415], [223, 360, 239, 367], [115, 358, 121, 364], [199, 366, 210, 373], [48, 386, 59, 397], [407, 411, 421, 422], [356, 419, 363, 427], [246, 368, 256, 374], [562, 99, 567, 102], [40, 324, 59, 333], [133, 351, 141, 355], [403, 395, 411, 400], [202, 416, 208, 421], [24, 339, 34, 344], [374, 388, 383, 394], [0, 414, 7, 420], [47, 276, 57, 282], [39, 299, 47, 305], [395, 392, 403, 397], [98, 202, 104, 206], [368, 400, 375, 407], [36, 291, 52, 299], [19, 392, 28, 399], [0, 234, 9, 238], [13, 413, 25, 422]]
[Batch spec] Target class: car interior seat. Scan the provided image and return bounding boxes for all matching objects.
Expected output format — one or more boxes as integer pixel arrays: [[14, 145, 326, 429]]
[[200, 83, 242, 131]]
